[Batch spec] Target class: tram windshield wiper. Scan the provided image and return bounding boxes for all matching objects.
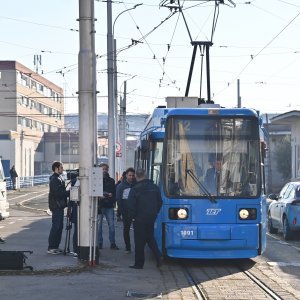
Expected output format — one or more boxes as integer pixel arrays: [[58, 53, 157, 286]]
[[186, 169, 217, 203]]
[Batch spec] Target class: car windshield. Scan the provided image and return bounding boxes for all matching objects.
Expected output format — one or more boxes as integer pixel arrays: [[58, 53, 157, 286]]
[[165, 116, 261, 198]]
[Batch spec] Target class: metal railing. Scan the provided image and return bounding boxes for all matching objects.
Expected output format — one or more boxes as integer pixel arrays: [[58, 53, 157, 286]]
[[5, 175, 50, 190]]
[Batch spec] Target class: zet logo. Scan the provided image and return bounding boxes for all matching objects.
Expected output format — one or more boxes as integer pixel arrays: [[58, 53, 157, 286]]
[[206, 208, 221, 215]]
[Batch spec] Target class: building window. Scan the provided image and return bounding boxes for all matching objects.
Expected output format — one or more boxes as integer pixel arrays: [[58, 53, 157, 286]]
[[31, 80, 37, 90]]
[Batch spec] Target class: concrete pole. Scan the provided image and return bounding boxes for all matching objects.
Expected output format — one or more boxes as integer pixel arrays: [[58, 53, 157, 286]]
[[78, 0, 97, 261], [107, 0, 115, 178], [119, 81, 127, 171], [113, 38, 119, 178]]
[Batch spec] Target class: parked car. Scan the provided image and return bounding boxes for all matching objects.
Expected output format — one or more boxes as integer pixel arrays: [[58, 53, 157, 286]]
[[268, 181, 300, 240]]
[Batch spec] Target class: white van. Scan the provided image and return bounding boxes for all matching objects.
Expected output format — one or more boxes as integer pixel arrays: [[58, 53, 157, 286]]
[[0, 158, 9, 220]]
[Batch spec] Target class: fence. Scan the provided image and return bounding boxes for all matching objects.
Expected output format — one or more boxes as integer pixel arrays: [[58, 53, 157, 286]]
[[5, 175, 50, 190]]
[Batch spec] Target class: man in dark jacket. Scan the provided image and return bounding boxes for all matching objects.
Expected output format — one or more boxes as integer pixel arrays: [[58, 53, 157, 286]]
[[9, 165, 18, 190], [98, 163, 119, 250], [48, 161, 69, 254], [116, 167, 135, 253], [115, 171, 126, 221], [128, 168, 163, 269]]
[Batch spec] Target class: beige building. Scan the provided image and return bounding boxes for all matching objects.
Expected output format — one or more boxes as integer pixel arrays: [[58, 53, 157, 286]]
[[271, 111, 300, 181], [0, 60, 64, 176]]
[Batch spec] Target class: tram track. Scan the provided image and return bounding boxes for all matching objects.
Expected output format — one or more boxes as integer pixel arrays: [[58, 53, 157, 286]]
[[179, 260, 288, 300], [242, 268, 283, 300], [183, 266, 208, 300]]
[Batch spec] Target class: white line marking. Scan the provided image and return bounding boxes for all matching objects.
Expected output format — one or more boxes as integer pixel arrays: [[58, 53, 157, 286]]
[[267, 262, 300, 267]]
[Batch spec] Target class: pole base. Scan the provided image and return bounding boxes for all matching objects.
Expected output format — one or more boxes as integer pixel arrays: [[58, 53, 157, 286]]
[[78, 246, 99, 265]]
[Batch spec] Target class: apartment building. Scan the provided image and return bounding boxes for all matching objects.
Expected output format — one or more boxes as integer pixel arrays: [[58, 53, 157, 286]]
[[0, 60, 64, 176]]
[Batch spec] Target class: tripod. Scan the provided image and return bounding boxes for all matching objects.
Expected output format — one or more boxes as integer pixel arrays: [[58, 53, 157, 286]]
[[63, 201, 76, 256]]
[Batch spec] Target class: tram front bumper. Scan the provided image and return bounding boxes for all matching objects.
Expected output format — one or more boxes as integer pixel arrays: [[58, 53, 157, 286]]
[[164, 223, 260, 259]]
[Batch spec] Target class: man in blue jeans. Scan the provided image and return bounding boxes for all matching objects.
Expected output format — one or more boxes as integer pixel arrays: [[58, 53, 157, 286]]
[[98, 163, 119, 250], [48, 161, 69, 254]]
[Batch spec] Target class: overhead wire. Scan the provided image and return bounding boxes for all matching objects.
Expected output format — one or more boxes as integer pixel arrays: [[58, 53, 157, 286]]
[[213, 9, 300, 98], [121, 2, 181, 91]]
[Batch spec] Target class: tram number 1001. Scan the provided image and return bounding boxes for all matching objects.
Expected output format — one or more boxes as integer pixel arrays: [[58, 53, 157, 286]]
[[180, 230, 195, 237]]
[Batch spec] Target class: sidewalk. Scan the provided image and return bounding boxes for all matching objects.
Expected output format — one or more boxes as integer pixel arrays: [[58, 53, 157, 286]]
[[0, 202, 157, 274]]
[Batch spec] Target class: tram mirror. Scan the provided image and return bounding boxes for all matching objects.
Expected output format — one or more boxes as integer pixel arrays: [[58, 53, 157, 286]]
[[261, 141, 267, 159]]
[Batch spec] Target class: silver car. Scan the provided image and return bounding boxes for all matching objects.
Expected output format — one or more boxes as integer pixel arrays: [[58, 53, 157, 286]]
[[268, 181, 300, 240]]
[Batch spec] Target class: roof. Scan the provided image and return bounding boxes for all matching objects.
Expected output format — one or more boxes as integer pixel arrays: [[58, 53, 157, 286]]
[[270, 110, 300, 124]]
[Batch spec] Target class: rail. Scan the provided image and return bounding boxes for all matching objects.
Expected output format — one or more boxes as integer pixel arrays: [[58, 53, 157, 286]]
[[5, 175, 49, 190]]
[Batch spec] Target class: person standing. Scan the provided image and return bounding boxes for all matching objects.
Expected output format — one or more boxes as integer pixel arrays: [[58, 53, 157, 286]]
[[115, 171, 126, 222], [98, 163, 119, 250], [9, 165, 18, 190], [48, 161, 69, 254], [116, 168, 136, 253], [128, 168, 163, 269]]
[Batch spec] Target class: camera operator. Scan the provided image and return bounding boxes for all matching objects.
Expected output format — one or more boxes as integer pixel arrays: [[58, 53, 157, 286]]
[[67, 169, 79, 255]]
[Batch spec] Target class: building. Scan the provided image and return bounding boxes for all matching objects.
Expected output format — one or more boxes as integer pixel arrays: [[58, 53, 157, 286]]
[[0, 61, 64, 176], [263, 113, 291, 193], [270, 111, 300, 182], [64, 113, 149, 173]]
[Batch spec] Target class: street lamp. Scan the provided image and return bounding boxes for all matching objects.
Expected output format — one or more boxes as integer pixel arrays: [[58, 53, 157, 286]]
[[119, 76, 137, 172], [112, 4, 143, 36], [107, 1, 142, 179]]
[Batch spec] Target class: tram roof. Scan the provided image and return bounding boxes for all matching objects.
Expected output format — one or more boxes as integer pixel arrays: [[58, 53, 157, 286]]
[[140, 107, 259, 139], [166, 107, 259, 117]]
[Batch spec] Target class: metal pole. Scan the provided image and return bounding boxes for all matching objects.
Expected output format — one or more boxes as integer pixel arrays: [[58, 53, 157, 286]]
[[119, 81, 127, 171], [113, 38, 119, 178], [59, 128, 62, 162], [78, 0, 97, 261], [68, 132, 71, 169], [237, 79, 241, 108], [107, 0, 115, 179], [205, 44, 211, 103]]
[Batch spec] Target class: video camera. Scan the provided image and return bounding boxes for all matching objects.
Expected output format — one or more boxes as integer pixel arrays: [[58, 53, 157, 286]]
[[67, 169, 79, 181]]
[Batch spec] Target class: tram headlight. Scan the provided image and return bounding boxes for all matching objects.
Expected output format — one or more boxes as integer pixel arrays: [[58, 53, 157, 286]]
[[177, 208, 188, 219], [238, 208, 257, 220], [169, 208, 188, 220]]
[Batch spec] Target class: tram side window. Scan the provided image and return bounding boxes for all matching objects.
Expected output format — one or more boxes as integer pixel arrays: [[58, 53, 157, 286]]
[[150, 142, 163, 185], [152, 165, 161, 185]]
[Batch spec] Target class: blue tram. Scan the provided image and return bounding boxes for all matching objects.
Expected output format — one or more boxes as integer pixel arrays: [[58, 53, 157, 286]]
[[135, 104, 267, 259]]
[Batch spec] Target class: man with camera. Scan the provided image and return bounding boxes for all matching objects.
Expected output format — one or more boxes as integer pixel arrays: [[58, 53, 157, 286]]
[[98, 163, 119, 250], [47, 161, 70, 255]]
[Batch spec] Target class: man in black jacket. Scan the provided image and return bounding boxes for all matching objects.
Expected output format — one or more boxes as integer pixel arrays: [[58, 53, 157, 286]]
[[98, 163, 119, 250], [128, 168, 163, 269], [48, 161, 69, 254], [9, 165, 18, 190]]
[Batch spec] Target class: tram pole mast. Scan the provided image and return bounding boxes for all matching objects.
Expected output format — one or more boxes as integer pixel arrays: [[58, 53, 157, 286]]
[[78, 0, 98, 262]]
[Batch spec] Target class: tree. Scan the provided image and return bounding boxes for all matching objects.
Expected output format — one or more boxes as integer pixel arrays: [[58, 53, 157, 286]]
[[274, 136, 291, 180]]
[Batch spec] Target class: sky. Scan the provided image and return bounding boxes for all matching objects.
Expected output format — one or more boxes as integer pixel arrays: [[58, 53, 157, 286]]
[[1, 0, 300, 115]]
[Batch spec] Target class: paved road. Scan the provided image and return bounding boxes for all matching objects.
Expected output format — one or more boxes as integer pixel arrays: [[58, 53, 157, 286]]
[[0, 186, 299, 300]]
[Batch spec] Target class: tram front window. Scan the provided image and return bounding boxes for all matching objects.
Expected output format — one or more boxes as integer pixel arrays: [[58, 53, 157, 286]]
[[165, 117, 261, 198]]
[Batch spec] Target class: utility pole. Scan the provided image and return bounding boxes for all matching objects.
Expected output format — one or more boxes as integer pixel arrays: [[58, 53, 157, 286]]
[[78, 0, 98, 263], [107, 0, 115, 178], [237, 79, 241, 108], [119, 81, 127, 171], [113, 38, 119, 178]]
